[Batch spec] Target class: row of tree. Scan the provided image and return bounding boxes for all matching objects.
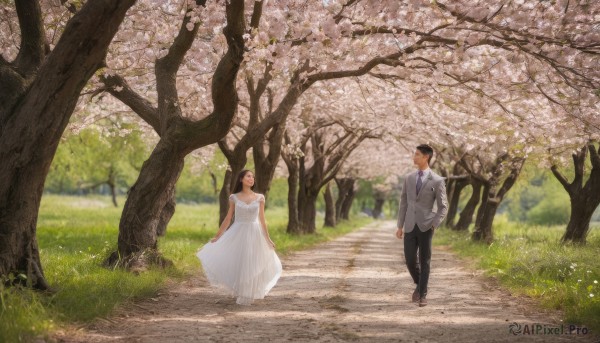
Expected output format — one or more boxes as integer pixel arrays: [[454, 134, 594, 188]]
[[1, 0, 599, 290], [437, 143, 600, 244]]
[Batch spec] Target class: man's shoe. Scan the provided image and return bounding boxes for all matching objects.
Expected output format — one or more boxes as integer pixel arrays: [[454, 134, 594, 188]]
[[419, 297, 428, 307], [412, 288, 420, 302]]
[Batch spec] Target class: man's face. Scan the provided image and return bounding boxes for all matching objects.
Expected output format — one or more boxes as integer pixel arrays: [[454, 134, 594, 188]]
[[413, 149, 428, 167]]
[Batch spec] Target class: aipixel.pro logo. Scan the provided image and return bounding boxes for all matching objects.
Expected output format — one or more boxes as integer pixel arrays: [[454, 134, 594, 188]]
[[509, 322, 589, 336]]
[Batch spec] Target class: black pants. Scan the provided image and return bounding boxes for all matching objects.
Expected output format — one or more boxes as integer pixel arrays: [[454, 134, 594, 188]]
[[404, 224, 433, 297]]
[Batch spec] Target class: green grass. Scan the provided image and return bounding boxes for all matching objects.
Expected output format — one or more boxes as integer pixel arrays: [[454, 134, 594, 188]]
[[0, 194, 372, 342], [435, 215, 600, 333]]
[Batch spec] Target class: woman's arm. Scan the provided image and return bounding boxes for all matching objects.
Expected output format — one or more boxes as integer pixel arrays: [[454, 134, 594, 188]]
[[258, 196, 275, 248], [211, 198, 235, 242]]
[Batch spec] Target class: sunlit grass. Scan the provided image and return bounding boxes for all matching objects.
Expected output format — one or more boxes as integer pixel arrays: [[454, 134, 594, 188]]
[[0, 194, 371, 342], [435, 215, 600, 332], [0, 283, 54, 343]]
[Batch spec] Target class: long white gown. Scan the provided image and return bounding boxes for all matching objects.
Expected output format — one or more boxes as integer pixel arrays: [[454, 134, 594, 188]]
[[197, 193, 282, 305]]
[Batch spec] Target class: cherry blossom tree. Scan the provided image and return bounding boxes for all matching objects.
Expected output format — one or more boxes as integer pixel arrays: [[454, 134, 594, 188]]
[[210, 0, 442, 222], [551, 143, 600, 244], [0, 0, 135, 289], [543, 117, 600, 244], [2, 0, 599, 287], [453, 179, 482, 231], [281, 98, 381, 233], [196, 0, 599, 233], [440, 162, 470, 229], [92, 0, 251, 268], [324, 84, 415, 224]]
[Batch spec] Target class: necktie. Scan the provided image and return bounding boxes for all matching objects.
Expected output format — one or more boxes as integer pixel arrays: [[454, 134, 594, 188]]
[[416, 170, 424, 194]]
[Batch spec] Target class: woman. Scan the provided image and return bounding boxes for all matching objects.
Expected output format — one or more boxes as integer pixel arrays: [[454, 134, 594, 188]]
[[197, 170, 282, 305]]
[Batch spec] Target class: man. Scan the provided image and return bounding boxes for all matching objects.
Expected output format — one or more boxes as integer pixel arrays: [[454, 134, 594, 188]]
[[396, 144, 448, 307]]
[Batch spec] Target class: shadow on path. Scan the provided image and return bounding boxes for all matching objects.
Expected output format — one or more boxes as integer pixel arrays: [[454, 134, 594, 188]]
[[58, 222, 597, 342]]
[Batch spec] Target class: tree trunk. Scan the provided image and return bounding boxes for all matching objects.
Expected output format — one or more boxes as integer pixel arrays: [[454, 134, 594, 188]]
[[285, 159, 300, 234], [472, 198, 499, 244], [472, 159, 524, 243], [473, 183, 490, 233], [108, 168, 118, 207], [445, 178, 456, 207], [209, 171, 218, 195], [294, 122, 371, 234], [298, 191, 319, 234], [373, 197, 385, 219], [253, 122, 285, 203], [562, 198, 597, 243], [445, 178, 467, 228], [340, 183, 355, 220], [253, 161, 275, 203], [323, 182, 336, 227], [0, 0, 136, 289], [109, 185, 118, 207], [552, 143, 600, 244], [106, 140, 184, 268], [156, 190, 176, 237], [218, 169, 233, 225], [103, 0, 248, 269], [453, 181, 482, 231], [335, 178, 355, 221], [218, 140, 250, 224]]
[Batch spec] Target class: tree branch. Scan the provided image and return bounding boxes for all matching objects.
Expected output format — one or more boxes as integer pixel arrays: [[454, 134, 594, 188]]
[[446, 174, 470, 181], [100, 73, 161, 134], [266, 121, 285, 162], [323, 131, 353, 158], [249, 0, 264, 30], [305, 55, 406, 86], [333, 0, 361, 22], [60, 0, 78, 14], [154, 1, 206, 129], [246, 62, 273, 129], [436, 1, 596, 51], [497, 158, 524, 199], [589, 143, 600, 170], [550, 165, 572, 194], [0, 65, 27, 124], [320, 134, 368, 188], [159, 0, 207, 73], [572, 146, 587, 190], [0, 55, 9, 67], [14, 0, 46, 74], [255, 62, 273, 98], [459, 156, 488, 184], [179, 0, 246, 149], [218, 139, 234, 162], [3, 0, 136, 132]]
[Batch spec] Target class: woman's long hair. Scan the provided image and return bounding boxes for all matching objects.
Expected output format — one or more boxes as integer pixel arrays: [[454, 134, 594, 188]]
[[232, 169, 254, 194]]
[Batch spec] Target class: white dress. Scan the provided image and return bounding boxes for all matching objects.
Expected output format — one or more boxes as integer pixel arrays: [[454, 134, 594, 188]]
[[197, 193, 282, 305]]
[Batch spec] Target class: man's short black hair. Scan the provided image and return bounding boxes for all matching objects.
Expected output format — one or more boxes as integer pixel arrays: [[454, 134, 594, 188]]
[[417, 144, 434, 163]]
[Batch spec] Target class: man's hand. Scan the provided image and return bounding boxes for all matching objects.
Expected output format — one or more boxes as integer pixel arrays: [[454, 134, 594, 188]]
[[396, 228, 404, 239]]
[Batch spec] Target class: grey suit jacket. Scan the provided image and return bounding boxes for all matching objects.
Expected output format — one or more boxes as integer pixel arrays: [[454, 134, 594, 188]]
[[397, 170, 449, 232]]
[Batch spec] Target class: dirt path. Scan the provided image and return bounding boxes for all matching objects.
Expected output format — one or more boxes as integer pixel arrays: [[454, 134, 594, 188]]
[[58, 221, 596, 342]]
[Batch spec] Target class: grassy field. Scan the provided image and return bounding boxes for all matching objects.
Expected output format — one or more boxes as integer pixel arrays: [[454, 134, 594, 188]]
[[435, 215, 600, 333], [0, 194, 372, 342]]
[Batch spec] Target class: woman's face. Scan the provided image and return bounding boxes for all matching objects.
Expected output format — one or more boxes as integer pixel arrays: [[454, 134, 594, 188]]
[[242, 172, 255, 188]]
